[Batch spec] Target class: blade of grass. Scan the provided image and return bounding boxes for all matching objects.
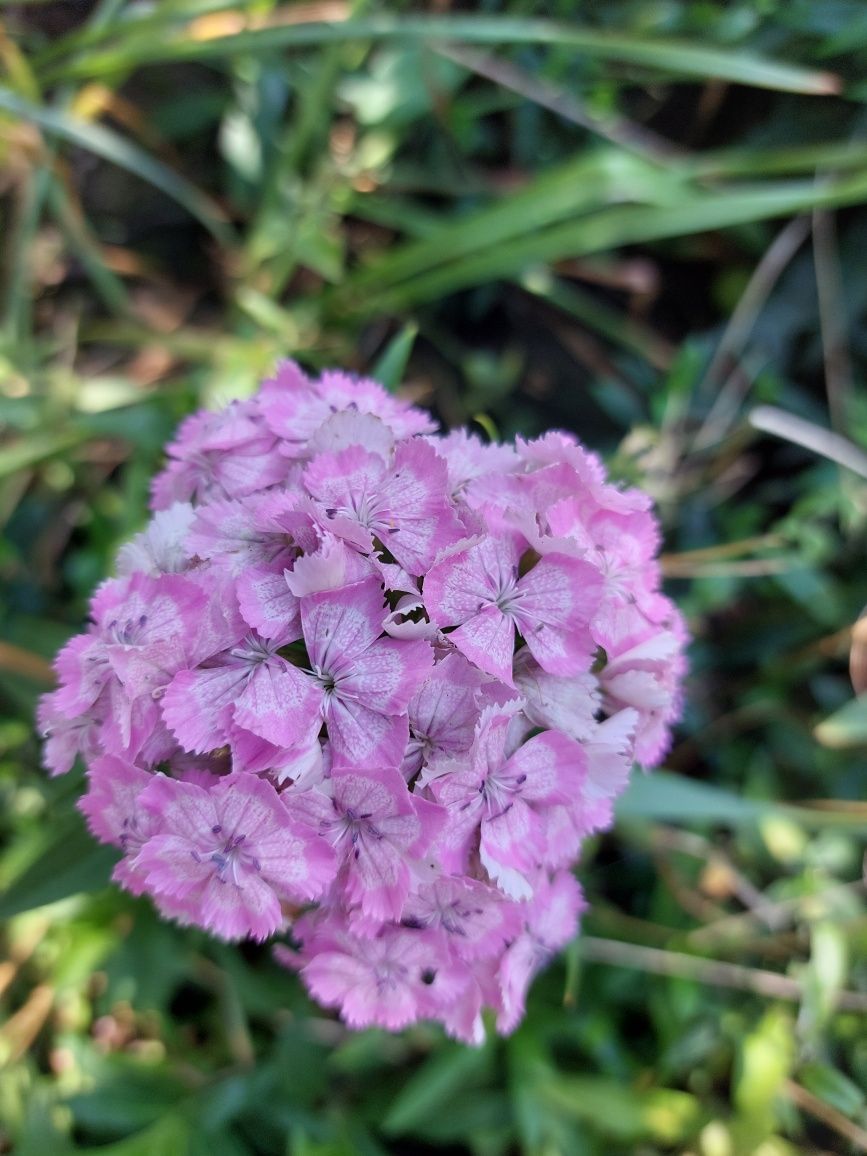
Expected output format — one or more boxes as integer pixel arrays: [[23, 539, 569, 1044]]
[[30, 0, 248, 68], [45, 171, 133, 318], [618, 769, 867, 832], [0, 165, 50, 351], [0, 89, 235, 244], [371, 322, 418, 390], [577, 937, 867, 1012], [334, 171, 867, 317], [336, 150, 683, 301], [0, 430, 92, 479], [750, 405, 867, 479], [437, 43, 683, 162], [41, 15, 840, 96], [692, 141, 867, 181], [692, 216, 811, 451]]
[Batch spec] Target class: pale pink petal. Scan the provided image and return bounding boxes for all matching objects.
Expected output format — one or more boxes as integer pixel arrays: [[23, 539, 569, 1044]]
[[234, 660, 322, 749], [479, 798, 543, 900], [503, 731, 587, 807], [375, 439, 465, 573], [513, 651, 599, 742], [327, 697, 408, 768], [199, 870, 283, 941], [162, 664, 248, 753], [446, 606, 515, 685], [302, 577, 386, 670], [308, 409, 395, 458], [285, 534, 373, 597], [78, 755, 154, 849], [337, 637, 432, 715], [116, 502, 196, 576], [236, 565, 301, 639], [511, 554, 601, 676]]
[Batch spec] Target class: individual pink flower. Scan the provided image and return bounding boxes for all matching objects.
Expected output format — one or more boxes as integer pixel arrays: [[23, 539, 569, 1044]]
[[430, 703, 588, 899], [272, 576, 434, 767], [259, 361, 436, 455], [150, 399, 286, 510], [161, 627, 321, 755], [293, 919, 459, 1032], [401, 876, 521, 961], [296, 766, 445, 927], [423, 532, 603, 686], [496, 871, 586, 1033], [303, 439, 464, 575], [134, 773, 336, 941]]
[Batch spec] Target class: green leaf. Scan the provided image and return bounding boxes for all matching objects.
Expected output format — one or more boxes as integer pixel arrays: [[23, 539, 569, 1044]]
[[799, 1062, 866, 1118], [733, 1008, 795, 1145], [0, 430, 91, 479], [381, 1043, 493, 1136], [68, 1065, 188, 1137], [0, 808, 117, 920], [618, 771, 867, 832], [814, 693, 867, 748], [371, 323, 418, 392], [338, 150, 674, 301], [72, 1113, 190, 1155], [616, 770, 774, 825], [46, 16, 839, 96], [0, 89, 234, 244], [540, 1075, 704, 1143]]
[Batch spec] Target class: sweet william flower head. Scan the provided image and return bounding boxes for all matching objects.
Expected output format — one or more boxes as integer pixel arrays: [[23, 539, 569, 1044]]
[[41, 359, 687, 1040]]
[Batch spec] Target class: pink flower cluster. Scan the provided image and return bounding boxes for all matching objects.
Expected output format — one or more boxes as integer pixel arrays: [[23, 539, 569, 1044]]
[[40, 361, 687, 1041]]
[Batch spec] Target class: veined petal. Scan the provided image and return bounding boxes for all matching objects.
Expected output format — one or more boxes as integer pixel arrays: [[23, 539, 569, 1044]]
[[302, 577, 387, 671], [480, 799, 542, 901], [327, 697, 408, 767], [503, 731, 587, 807], [234, 659, 322, 749], [236, 565, 301, 640], [337, 637, 432, 715], [447, 606, 516, 686], [162, 664, 248, 754], [512, 554, 602, 676]]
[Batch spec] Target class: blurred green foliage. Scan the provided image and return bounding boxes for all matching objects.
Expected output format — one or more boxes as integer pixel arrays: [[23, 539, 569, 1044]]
[[2, 1, 867, 1153]]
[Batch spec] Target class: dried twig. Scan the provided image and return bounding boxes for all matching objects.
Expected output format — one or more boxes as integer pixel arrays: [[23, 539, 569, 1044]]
[[785, 1078, 867, 1153], [749, 405, 867, 480], [813, 207, 854, 438], [0, 640, 55, 685], [693, 217, 811, 451], [576, 937, 867, 1012]]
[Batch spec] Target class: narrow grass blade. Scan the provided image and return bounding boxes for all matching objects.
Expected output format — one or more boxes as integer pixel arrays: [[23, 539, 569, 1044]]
[[45, 174, 132, 317], [337, 150, 680, 301], [520, 269, 674, 369], [336, 172, 867, 317], [371, 322, 418, 391], [618, 770, 867, 832], [43, 15, 839, 96], [0, 430, 91, 478], [0, 89, 235, 244]]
